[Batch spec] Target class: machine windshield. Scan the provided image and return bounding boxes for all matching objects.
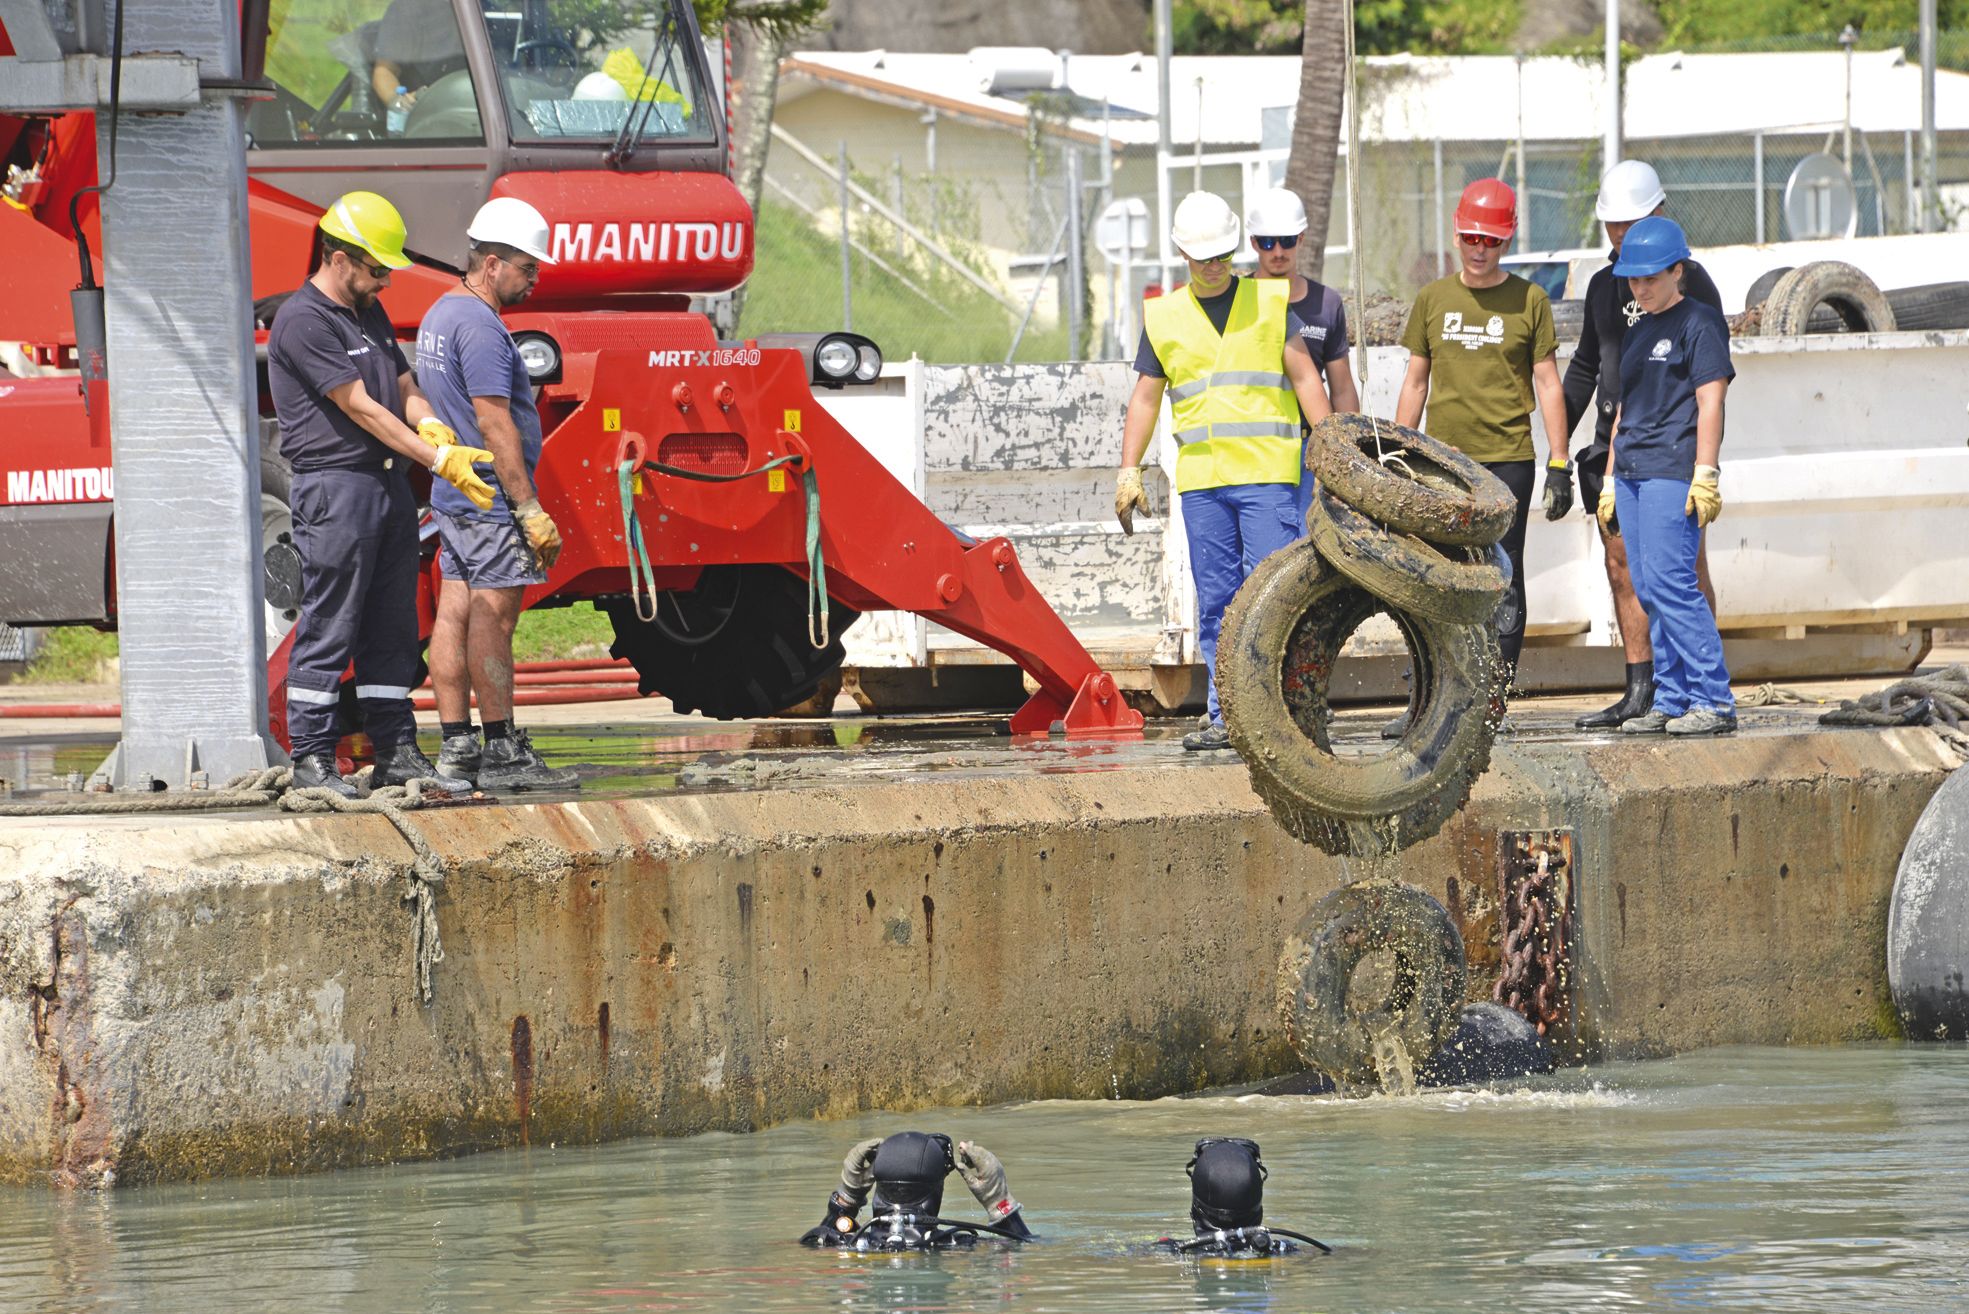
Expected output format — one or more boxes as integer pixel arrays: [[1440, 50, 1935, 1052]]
[[257, 0, 484, 146], [483, 1, 711, 149]]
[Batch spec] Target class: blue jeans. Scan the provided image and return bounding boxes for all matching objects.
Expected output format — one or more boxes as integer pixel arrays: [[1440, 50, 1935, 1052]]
[[1183, 482, 1303, 723], [1614, 476, 1732, 716]]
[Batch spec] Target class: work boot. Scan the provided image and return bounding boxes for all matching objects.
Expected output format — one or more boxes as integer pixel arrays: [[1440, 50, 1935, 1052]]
[[1182, 723, 1235, 752], [1666, 706, 1738, 737], [1577, 661, 1656, 729], [372, 740, 458, 792], [291, 752, 359, 799], [1621, 709, 1673, 734], [437, 730, 483, 787], [478, 728, 581, 791]]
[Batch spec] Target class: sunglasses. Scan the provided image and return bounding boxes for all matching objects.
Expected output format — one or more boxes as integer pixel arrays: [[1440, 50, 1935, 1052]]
[[1253, 234, 1300, 251], [342, 251, 391, 278], [1458, 232, 1506, 249]]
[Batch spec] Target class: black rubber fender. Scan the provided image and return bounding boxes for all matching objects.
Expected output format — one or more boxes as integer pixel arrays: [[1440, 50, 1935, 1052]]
[[1304, 482, 1509, 626], [1414, 1002, 1556, 1087], [1304, 413, 1517, 548], [1887, 762, 1969, 1039], [1277, 879, 1468, 1087], [1743, 266, 1794, 311], [1216, 540, 1501, 855], [1761, 260, 1896, 335]]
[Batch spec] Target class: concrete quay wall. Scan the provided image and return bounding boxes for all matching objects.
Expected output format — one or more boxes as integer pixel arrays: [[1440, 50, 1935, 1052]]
[[0, 728, 1954, 1187]]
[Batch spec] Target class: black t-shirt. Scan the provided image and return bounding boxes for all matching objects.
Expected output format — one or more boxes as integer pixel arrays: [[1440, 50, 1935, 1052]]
[[267, 280, 412, 472], [1133, 277, 1241, 378], [1561, 255, 1724, 449]]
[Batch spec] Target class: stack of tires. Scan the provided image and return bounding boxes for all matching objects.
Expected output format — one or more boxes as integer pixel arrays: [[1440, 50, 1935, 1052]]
[[1217, 412, 1515, 858]]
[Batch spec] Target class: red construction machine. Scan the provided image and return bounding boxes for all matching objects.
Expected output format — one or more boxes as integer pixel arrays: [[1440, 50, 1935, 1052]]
[[0, 0, 1141, 741]]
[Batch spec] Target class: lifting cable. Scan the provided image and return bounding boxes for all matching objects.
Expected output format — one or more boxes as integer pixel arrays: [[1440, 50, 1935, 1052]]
[[618, 455, 832, 648], [1339, 0, 1387, 467]]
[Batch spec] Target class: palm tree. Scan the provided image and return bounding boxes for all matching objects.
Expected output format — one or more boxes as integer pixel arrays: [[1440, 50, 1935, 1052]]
[[1284, 0, 1347, 281]]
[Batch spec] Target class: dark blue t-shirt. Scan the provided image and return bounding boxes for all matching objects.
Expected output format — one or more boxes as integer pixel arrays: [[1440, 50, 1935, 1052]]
[[416, 291, 543, 522], [1288, 281, 1349, 376], [1614, 297, 1735, 481], [267, 280, 411, 472]]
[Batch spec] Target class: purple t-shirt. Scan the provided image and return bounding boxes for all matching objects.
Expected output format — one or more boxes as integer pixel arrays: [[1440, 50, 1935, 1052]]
[[415, 291, 543, 522], [267, 280, 411, 472], [1288, 281, 1349, 376]]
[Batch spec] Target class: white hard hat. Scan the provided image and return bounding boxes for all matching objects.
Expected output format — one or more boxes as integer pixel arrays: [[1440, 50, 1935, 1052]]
[[1245, 186, 1308, 238], [574, 71, 629, 101], [1171, 191, 1241, 261], [467, 196, 557, 264], [1596, 160, 1668, 223]]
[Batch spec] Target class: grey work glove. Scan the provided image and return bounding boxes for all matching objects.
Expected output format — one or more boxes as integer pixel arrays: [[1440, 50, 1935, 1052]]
[[839, 1136, 882, 1204], [954, 1139, 1021, 1222], [1114, 466, 1152, 535]]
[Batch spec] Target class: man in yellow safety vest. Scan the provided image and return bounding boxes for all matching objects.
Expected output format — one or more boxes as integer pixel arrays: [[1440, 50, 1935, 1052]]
[[1114, 191, 1336, 751]]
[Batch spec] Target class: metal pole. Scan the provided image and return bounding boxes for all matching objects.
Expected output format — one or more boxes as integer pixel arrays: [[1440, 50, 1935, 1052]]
[[1515, 56, 1529, 245], [1433, 137, 1447, 275], [1906, 128, 1917, 233], [922, 107, 939, 235], [838, 139, 852, 329], [1922, 0, 1939, 233], [1841, 25, 1857, 169], [1192, 76, 1205, 192], [1155, 0, 1174, 289], [1754, 130, 1765, 243], [1066, 147, 1085, 360], [1604, 0, 1622, 171]]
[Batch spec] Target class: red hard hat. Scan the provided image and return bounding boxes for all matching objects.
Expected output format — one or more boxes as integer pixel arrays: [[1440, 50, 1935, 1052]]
[[1454, 178, 1517, 240]]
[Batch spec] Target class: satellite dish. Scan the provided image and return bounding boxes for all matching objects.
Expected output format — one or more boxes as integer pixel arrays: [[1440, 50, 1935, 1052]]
[[1783, 153, 1858, 241]]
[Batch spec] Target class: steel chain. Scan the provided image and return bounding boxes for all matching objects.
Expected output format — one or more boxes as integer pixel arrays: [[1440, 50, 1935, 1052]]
[[1493, 838, 1571, 1035]]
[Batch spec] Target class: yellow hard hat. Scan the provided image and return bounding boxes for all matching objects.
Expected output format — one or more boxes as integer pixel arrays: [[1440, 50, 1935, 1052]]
[[318, 190, 412, 269]]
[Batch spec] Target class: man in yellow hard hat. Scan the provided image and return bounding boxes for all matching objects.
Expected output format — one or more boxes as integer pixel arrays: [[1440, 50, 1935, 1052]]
[[1114, 190, 1336, 752], [266, 190, 497, 795]]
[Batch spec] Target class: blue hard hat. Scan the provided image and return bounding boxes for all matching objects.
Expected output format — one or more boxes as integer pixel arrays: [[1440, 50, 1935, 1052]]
[[1612, 215, 1692, 277]]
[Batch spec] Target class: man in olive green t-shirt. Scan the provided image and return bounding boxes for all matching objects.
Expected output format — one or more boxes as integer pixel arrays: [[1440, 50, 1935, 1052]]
[[1395, 179, 1571, 686]]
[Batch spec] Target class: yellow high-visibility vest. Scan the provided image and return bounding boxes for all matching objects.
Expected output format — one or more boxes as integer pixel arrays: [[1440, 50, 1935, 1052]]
[[1144, 277, 1301, 493]]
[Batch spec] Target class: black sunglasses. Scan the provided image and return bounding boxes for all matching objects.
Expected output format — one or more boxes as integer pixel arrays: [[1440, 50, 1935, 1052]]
[[1253, 235, 1300, 251], [342, 250, 391, 278]]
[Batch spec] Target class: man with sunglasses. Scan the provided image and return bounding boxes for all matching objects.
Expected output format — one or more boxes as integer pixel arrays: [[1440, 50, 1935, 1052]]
[[1561, 160, 1725, 730], [1246, 187, 1360, 531], [1115, 191, 1334, 752], [268, 190, 498, 796], [415, 196, 579, 792], [1395, 177, 1569, 693]]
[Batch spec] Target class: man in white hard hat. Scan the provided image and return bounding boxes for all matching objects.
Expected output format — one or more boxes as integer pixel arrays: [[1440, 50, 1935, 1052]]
[[1560, 160, 1725, 730], [1115, 191, 1336, 751], [415, 195, 579, 791], [1245, 186, 1360, 530]]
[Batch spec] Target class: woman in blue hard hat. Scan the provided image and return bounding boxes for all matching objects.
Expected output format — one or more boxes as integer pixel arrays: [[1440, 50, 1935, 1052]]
[[1594, 215, 1736, 736]]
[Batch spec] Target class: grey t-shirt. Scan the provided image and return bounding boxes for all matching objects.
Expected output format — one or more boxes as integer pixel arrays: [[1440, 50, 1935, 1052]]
[[416, 291, 543, 523], [267, 280, 410, 472]]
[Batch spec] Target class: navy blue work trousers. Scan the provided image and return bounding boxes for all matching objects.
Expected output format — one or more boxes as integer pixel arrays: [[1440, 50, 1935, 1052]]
[[285, 466, 421, 759], [1182, 481, 1303, 724]]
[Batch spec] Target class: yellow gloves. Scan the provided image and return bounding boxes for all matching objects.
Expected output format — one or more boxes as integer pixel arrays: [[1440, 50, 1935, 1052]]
[[416, 416, 457, 448], [1596, 485, 1617, 532], [430, 443, 497, 512], [512, 497, 563, 569], [1114, 466, 1152, 535], [1686, 465, 1722, 527]]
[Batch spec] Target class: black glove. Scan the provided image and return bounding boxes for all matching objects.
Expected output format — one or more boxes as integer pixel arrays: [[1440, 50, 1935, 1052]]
[[1542, 458, 1575, 521]]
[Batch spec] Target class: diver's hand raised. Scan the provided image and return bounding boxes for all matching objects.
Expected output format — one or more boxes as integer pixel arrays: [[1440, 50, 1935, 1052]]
[[954, 1140, 1021, 1221]]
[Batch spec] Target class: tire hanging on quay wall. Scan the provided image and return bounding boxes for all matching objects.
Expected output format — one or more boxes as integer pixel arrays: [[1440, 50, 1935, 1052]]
[[1277, 878, 1468, 1087], [1215, 540, 1501, 857], [1886, 762, 1969, 1040], [1303, 482, 1510, 627], [1303, 413, 1517, 548]]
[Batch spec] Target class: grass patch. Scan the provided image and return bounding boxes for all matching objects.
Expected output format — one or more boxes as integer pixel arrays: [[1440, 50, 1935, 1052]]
[[19, 627, 119, 684], [512, 602, 616, 663], [737, 201, 1069, 364]]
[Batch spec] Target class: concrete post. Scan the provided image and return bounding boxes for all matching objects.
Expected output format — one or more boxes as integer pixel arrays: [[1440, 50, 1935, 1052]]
[[96, 0, 280, 787]]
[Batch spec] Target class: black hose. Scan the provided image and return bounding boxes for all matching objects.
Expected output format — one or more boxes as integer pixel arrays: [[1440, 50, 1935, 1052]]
[[68, 0, 126, 291], [1177, 1225, 1331, 1255], [856, 1211, 1032, 1242]]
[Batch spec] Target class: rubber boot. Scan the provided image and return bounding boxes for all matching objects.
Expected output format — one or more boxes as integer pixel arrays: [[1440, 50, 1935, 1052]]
[[1576, 661, 1655, 729]]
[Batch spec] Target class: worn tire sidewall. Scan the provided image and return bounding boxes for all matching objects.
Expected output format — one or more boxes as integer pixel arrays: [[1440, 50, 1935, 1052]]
[[1307, 413, 1517, 547], [1305, 484, 1509, 625]]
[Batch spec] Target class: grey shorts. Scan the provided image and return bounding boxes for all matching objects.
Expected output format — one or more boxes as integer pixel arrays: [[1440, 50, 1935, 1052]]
[[434, 509, 547, 589]]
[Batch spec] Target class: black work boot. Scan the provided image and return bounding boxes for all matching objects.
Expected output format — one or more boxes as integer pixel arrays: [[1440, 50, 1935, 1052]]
[[372, 740, 456, 791], [1576, 661, 1656, 729], [291, 752, 359, 799], [437, 730, 482, 787], [1182, 722, 1234, 752], [478, 728, 581, 791]]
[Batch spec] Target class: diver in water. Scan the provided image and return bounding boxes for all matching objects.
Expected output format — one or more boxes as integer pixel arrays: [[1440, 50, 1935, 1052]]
[[1155, 1138, 1331, 1258], [800, 1131, 1035, 1251]]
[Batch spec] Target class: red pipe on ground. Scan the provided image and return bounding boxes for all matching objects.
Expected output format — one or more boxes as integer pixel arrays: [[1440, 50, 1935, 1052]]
[[1, 686, 647, 718], [512, 658, 631, 673], [0, 703, 122, 718]]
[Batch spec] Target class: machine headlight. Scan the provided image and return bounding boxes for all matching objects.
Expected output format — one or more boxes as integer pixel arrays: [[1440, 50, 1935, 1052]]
[[854, 343, 882, 381], [814, 336, 859, 380], [513, 332, 561, 383], [750, 332, 888, 389]]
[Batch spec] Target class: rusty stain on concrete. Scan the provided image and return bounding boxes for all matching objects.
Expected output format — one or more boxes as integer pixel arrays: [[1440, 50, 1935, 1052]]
[[511, 1016, 534, 1142]]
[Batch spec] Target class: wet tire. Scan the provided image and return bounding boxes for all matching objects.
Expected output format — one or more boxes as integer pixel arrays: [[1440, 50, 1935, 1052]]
[[1216, 540, 1500, 855], [1887, 763, 1969, 1039], [1277, 879, 1467, 1087], [1762, 261, 1896, 335], [1304, 413, 1517, 548], [1304, 483, 1509, 626], [603, 564, 858, 719]]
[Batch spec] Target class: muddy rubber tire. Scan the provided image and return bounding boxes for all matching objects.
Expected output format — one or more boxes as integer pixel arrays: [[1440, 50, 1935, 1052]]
[[603, 565, 858, 719], [1743, 266, 1793, 311], [1305, 413, 1517, 548], [1762, 261, 1896, 335], [1278, 879, 1467, 1088], [1304, 483, 1509, 626], [1216, 540, 1500, 856]]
